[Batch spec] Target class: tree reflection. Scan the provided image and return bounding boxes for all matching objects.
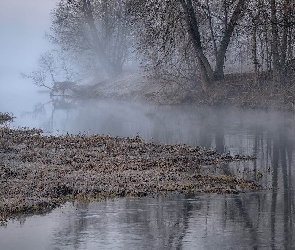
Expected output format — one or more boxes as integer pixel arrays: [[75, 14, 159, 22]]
[[8, 105, 295, 249]]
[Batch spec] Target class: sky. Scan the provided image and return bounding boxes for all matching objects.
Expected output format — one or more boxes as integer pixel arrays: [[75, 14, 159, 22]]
[[0, 0, 59, 116], [0, 0, 57, 74]]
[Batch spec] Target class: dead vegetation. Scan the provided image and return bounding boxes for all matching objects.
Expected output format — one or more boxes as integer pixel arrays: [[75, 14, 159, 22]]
[[0, 127, 260, 223], [0, 112, 14, 124]]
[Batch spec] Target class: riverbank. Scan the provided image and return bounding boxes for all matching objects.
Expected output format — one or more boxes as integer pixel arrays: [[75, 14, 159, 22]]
[[81, 71, 295, 112], [187, 73, 295, 111], [0, 127, 260, 223]]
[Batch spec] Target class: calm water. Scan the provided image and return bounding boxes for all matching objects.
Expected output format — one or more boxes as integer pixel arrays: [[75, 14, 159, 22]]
[[1, 90, 295, 250]]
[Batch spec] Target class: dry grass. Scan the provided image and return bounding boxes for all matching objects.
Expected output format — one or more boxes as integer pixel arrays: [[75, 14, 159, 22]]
[[0, 127, 260, 223]]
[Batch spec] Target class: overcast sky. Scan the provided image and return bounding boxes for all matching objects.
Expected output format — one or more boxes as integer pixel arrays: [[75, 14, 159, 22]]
[[0, 0, 58, 74]]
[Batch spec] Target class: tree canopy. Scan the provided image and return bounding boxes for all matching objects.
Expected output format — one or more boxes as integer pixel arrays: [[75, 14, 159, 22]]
[[127, 0, 295, 89], [26, 0, 295, 91], [49, 0, 132, 77]]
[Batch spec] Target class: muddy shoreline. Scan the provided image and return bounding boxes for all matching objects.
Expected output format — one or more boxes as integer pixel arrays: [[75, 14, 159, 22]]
[[0, 126, 261, 223]]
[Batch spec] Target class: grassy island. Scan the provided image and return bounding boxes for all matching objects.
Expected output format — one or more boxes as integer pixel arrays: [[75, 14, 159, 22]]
[[0, 127, 260, 223]]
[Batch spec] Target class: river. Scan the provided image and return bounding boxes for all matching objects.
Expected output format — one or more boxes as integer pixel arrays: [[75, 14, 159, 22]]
[[0, 89, 295, 249]]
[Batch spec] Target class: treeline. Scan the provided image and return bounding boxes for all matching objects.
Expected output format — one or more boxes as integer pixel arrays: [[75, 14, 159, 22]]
[[27, 0, 295, 91], [126, 0, 295, 89]]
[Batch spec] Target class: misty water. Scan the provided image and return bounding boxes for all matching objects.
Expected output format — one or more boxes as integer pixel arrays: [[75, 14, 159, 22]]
[[1, 87, 295, 250], [1, 1, 294, 248]]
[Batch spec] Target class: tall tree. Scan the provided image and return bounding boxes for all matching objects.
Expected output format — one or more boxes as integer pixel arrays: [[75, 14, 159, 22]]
[[50, 0, 132, 77], [179, 0, 214, 89], [270, 0, 282, 82], [213, 0, 246, 80], [127, 0, 247, 90], [262, 0, 295, 82]]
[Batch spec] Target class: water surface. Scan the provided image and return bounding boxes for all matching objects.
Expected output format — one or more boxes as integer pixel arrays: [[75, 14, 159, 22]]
[[1, 90, 295, 249]]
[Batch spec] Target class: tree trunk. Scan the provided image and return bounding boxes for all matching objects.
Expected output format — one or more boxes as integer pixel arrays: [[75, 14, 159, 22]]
[[252, 20, 259, 84], [287, 27, 293, 60], [83, 0, 118, 76], [206, 0, 218, 59], [280, 0, 291, 73], [270, 0, 282, 83], [214, 0, 246, 80], [179, 0, 214, 89]]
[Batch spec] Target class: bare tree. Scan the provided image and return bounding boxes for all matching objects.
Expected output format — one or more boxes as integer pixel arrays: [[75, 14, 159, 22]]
[[248, 0, 295, 83], [127, 0, 247, 90], [49, 0, 133, 78], [22, 50, 78, 90]]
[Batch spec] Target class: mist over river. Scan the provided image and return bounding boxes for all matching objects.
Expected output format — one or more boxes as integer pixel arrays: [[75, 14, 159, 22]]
[[1, 87, 295, 249], [1, 0, 294, 248]]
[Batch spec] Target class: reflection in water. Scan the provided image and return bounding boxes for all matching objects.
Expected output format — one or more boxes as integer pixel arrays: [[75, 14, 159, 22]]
[[1, 96, 295, 249], [1, 192, 294, 250]]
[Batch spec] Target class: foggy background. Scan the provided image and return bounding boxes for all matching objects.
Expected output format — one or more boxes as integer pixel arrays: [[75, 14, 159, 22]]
[[0, 0, 57, 121], [0, 0, 56, 73]]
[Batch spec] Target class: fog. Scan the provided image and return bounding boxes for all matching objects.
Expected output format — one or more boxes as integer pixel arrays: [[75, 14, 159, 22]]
[[0, 0, 58, 121], [0, 0, 56, 91], [1, 2, 295, 249]]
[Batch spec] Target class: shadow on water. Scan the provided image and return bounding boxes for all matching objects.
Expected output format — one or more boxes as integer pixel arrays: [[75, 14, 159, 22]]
[[1, 95, 295, 249]]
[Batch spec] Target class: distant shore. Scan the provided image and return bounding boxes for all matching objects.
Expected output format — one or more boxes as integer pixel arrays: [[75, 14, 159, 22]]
[[0, 127, 260, 223], [73, 71, 295, 112]]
